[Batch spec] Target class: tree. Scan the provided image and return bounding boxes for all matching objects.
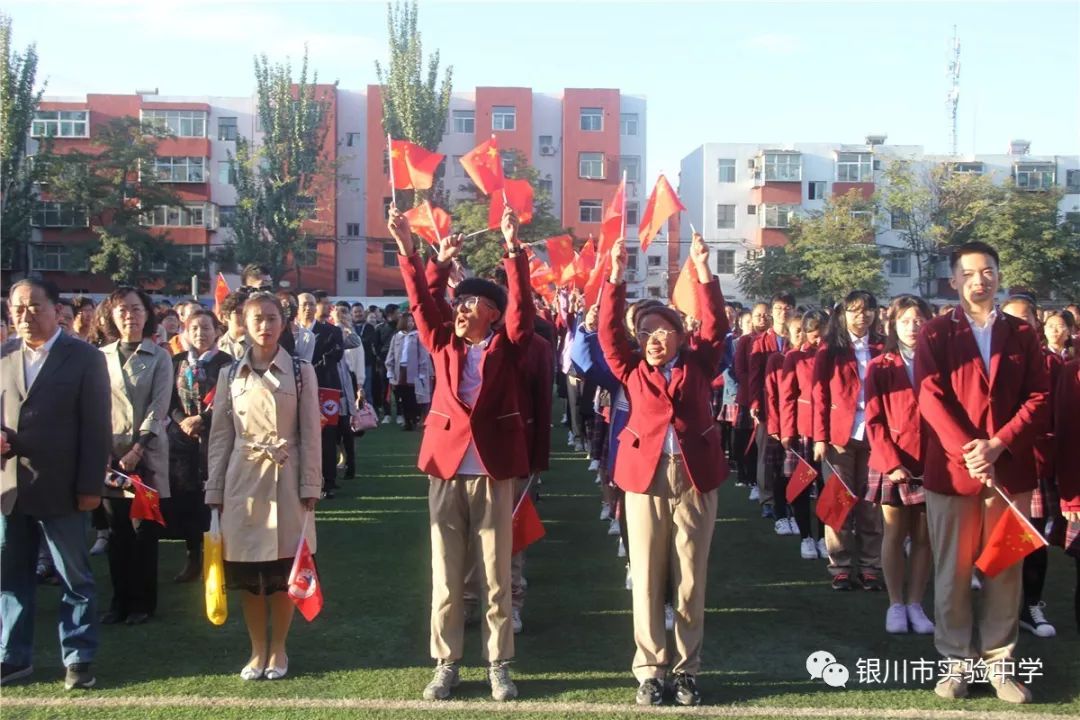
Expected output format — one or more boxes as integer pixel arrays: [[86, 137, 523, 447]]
[[789, 189, 886, 303], [0, 13, 43, 276], [228, 50, 335, 286], [736, 245, 815, 302], [450, 150, 567, 277], [879, 159, 940, 296], [36, 117, 199, 290]]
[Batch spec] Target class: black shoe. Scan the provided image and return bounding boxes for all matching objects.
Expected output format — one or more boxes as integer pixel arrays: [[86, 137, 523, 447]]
[[858, 572, 885, 592], [672, 672, 701, 706], [125, 612, 150, 626], [0, 662, 33, 686], [761, 504, 775, 519], [831, 573, 855, 591], [64, 662, 95, 690], [100, 611, 125, 625], [635, 678, 663, 706], [173, 558, 201, 583]]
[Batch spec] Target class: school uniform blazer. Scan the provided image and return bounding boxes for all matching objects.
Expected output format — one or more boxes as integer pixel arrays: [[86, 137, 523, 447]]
[[812, 341, 883, 447], [733, 332, 755, 407], [749, 328, 784, 413], [1033, 350, 1064, 480], [915, 309, 1050, 496], [598, 277, 731, 494], [764, 352, 785, 437], [780, 347, 814, 440], [864, 353, 924, 476], [400, 250, 535, 481], [1055, 359, 1080, 512]]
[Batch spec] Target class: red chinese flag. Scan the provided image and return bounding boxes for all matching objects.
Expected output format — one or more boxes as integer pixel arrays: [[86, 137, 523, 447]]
[[975, 504, 1049, 578], [785, 455, 820, 504], [487, 178, 534, 228], [528, 256, 557, 293], [598, 179, 626, 258], [129, 476, 165, 526], [460, 135, 505, 195], [670, 257, 700, 319], [638, 175, 685, 251], [512, 492, 546, 555], [288, 535, 324, 621], [213, 273, 230, 319], [582, 254, 610, 310], [389, 139, 444, 190], [403, 201, 452, 246], [816, 473, 858, 533], [545, 234, 575, 279], [318, 388, 341, 429], [559, 254, 578, 286], [201, 386, 216, 409], [575, 238, 597, 289]]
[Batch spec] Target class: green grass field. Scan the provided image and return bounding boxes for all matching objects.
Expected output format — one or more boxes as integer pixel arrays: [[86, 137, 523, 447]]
[[3, 405, 1078, 719]]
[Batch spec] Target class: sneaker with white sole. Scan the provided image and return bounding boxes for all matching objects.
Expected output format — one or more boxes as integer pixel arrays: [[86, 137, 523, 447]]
[[800, 537, 818, 559], [511, 608, 523, 634], [749, 486, 760, 501], [573, 439, 585, 452], [787, 517, 800, 535], [774, 519, 791, 536], [89, 536, 109, 556], [664, 603, 675, 631], [624, 563, 633, 590], [906, 603, 935, 634], [488, 661, 518, 701], [617, 537, 627, 558], [885, 603, 908, 633], [567, 431, 575, 447], [588, 459, 600, 471], [381, 415, 391, 425], [423, 661, 460, 700], [599, 502, 612, 521], [594, 472, 603, 485], [608, 519, 621, 536], [1019, 602, 1056, 638], [817, 538, 828, 559], [396, 415, 405, 425]]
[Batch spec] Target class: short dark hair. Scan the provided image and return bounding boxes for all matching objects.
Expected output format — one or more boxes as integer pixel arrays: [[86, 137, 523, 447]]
[[241, 264, 271, 286], [57, 298, 74, 310], [312, 290, 330, 303], [220, 290, 248, 319], [185, 308, 216, 327], [801, 309, 829, 336], [9, 278, 61, 305], [335, 300, 351, 310], [949, 241, 1000, 272], [100, 286, 158, 341], [770, 293, 796, 308], [384, 303, 399, 315], [72, 295, 96, 312], [351, 302, 365, 310]]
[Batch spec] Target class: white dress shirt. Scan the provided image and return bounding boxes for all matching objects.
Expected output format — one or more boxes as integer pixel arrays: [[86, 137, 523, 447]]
[[965, 308, 997, 372], [456, 334, 493, 476], [661, 359, 681, 456], [23, 327, 63, 390], [849, 333, 871, 441]]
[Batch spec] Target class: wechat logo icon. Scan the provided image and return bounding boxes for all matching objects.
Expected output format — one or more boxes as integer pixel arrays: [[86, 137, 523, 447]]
[[807, 650, 850, 689]]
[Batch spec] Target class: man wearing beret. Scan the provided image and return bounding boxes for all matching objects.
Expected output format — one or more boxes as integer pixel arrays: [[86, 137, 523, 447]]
[[387, 205, 533, 703]]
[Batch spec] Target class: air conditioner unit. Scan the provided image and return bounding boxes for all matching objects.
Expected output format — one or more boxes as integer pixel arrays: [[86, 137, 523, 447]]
[[539, 145, 556, 156]]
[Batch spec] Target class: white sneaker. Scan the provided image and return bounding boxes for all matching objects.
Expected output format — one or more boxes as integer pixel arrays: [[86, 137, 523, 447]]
[[664, 603, 675, 631], [625, 563, 633, 590], [422, 661, 460, 700], [599, 502, 612, 521], [567, 431, 575, 447], [817, 538, 828, 559], [588, 459, 600, 471], [396, 415, 405, 425], [749, 486, 760, 501], [800, 537, 818, 559], [89, 536, 109, 556], [573, 439, 585, 452], [787, 517, 800, 535], [381, 415, 391, 425], [886, 603, 909, 634], [561, 412, 568, 424], [906, 603, 935, 634], [511, 608, 523, 635], [774, 519, 791, 536], [1020, 602, 1057, 638], [971, 573, 982, 591], [488, 660, 518, 702], [608, 519, 621, 536], [617, 537, 627, 558], [594, 473, 603, 485]]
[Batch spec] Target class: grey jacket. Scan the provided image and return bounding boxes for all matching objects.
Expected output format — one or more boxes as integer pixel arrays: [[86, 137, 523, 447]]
[[1, 333, 112, 517]]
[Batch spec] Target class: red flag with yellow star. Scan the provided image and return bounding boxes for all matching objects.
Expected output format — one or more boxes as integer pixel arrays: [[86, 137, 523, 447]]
[[815, 473, 857, 533], [638, 174, 685, 251], [461, 135, 505, 195], [404, 201, 452, 246], [975, 503, 1049, 577], [389, 139, 444, 190], [487, 178, 534, 227]]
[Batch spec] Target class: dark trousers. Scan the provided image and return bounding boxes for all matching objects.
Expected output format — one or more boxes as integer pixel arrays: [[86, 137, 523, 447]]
[[166, 490, 207, 557], [394, 382, 419, 429], [102, 497, 160, 618], [321, 424, 341, 490], [732, 427, 757, 485], [1022, 546, 1048, 606], [373, 362, 391, 416]]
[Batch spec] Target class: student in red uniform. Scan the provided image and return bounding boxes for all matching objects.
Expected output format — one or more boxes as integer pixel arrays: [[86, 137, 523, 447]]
[[599, 232, 729, 707], [813, 290, 884, 592], [387, 206, 532, 703], [1054, 358, 1080, 631], [732, 304, 767, 489], [749, 294, 795, 518], [864, 295, 934, 635], [766, 313, 802, 536], [781, 309, 828, 560], [1043, 310, 1074, 361], [916, 241, 1050, 704]]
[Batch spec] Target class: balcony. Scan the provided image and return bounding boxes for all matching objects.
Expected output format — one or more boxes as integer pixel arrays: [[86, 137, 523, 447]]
[[1014, 162, 1056, 191], [752, 151, 802, 186]]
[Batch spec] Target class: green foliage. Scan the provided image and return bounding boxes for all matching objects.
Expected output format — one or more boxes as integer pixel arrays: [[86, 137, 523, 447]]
[[878, 160, 939, 296], [736, 245, 815, 302]]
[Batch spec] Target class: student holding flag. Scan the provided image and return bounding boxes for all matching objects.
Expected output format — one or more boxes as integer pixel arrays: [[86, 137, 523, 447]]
[[916, 241, 1050, 704], [206, 291, 322, 681], [864, 295, 934, 635], [749, 293, 796, 518], [766, 313, 803, 536], [600, 231, 729, 707]]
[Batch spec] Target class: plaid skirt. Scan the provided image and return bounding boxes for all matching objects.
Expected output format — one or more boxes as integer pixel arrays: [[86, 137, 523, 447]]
[[865, 470, 926, 507], [782, 436, 812, 477], [1065, 520, 1080, 558], [1029, 477, 1060, 520], [719, 403, 739, 424], [763, 434, 786, 470]]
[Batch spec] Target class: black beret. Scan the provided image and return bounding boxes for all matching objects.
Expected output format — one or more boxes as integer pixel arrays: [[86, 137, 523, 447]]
[[454, 278, 507, 315]]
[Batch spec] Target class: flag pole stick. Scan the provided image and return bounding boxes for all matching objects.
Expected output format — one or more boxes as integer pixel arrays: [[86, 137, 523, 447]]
[[464, 228, 489, 239], [620, 170, 628, 240], [513, 475, 536, 516], [990, 483, 1049, 544], [689, 221, 697, 236], [425, 201, 442, 244], [386, 133, 397, 209], [820, 454, 856, 497]]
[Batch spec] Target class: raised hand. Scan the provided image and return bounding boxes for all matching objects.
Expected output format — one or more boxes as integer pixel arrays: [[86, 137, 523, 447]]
[[690, 232, 711, 282], [437, 233, 464, 265], [387, 206, 414, 257], [609, 237, 628, 284], [500, 206, 520, 252]]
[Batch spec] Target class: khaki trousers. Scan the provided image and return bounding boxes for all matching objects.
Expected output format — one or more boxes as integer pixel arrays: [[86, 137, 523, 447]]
[[464, 476, 529, 611], [429, 474, 514, 663], [925, 487, 1030, 662], [824, 439, 883, 577], [626, 456, 718, 681]]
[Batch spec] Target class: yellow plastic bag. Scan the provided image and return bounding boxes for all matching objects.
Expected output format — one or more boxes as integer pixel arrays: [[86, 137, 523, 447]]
[[204, 509, 227, 625]]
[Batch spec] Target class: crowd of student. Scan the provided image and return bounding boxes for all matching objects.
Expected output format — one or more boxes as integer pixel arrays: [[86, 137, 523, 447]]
[[1, 205, 1078, 708]]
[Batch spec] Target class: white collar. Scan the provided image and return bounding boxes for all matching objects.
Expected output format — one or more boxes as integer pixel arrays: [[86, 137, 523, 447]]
[[24, 327, 63, 355], [849, 332, 869, 349], [963, 307, 998, 330]]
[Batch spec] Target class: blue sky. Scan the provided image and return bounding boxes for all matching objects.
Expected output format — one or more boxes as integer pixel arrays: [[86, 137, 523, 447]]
[[9, 0, 1079, 187]]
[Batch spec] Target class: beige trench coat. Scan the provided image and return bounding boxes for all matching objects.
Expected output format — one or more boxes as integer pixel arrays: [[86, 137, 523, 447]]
[[205, 347, 321, 562], [102, 338, 172, 498]]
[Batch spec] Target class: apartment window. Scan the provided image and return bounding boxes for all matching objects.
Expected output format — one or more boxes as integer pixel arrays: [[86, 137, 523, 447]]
[[890, 209, 908, 230], [1065, 211, 1080, 232], [647, 286, 662, 298], [761, 204, 796, 228], [850, 210, 874, 227], [345, 132, 362, 147], [626, 248, 638, 272], [716, 250, 736, 275], [290, 241, 316, 267], [452, 110, 475, 134], [217, 116, 238, 141], [383, 241, 399, 268], [346, 222, 360, 238], [888, 251, 911, 277], [501, 152, 515, 176], [716, 204, 736, 229], [647, 255, 662, 268], [580, 107, 603, 132], [1014, 162, 1055, 190], [154, 156, 205, 182], [747, 204, 757, 215], [346, 269, 361, 283], [142, 110, 207, 138], [218, 160, 237, 185], [218, 205, 237, 228], [717, 159, 736, 183], [296, 196, 316, 213], [30, 244, 71, 271], [579, 199, 603, 223], [31, 110, 89, 138], [146, 205, 206, 227], [626, 201, 639, 226], [538, 177, 553, 196], [1067, 169, 1080, 192], [185, 244, 208, 267], [620, 156, 641, 183], [620, 113, 638, 136], [32, 202, 87, 227], [382, 196, 394, 220], [808, 181, 826, 200], [579, 152, 605, 179], [951, 161, 985, 174], [837, 152, 873, 182], [491, 106, 515, 131], [763, 152, 802, 182]]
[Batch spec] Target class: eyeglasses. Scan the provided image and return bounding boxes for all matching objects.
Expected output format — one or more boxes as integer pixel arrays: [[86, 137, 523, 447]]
[[636, 328, 676, 344], [453, 295, 494, 312]]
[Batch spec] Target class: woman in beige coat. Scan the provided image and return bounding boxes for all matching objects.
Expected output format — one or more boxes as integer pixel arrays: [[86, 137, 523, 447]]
[[99, 287, 172, 626], [206, 292, 321, 681]]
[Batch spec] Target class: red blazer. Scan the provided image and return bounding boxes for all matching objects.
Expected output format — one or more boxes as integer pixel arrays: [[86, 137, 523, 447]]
[[599, 277, 730, 494], [780, 346, 815, 440], [864, 353, 924, 476], [1033, 350, 1064, 480], [733, 333, 756, 407], [915, 309, 1050, 496], [812, 341, 882, 447], [749, 328, 784, 412], [400, 251, 535, 481], [1055, 359, 1080, 512], [764, 352, 785, 436]]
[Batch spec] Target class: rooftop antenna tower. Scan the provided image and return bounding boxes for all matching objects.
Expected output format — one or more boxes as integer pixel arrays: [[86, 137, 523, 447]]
[[947, 25, 961, 156]]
